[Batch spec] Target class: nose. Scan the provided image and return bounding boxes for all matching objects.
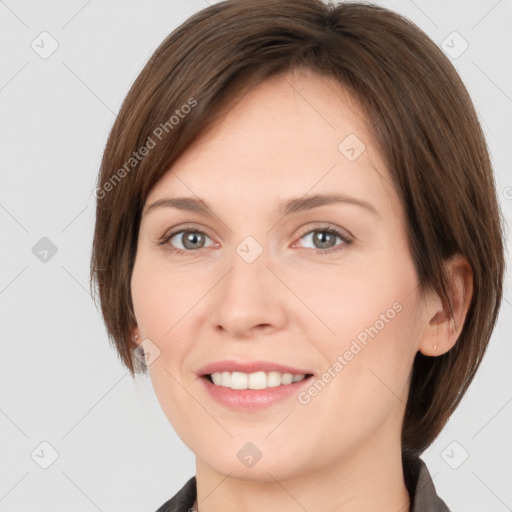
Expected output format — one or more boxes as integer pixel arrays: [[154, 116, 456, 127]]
[[211, 244, 289, 339]]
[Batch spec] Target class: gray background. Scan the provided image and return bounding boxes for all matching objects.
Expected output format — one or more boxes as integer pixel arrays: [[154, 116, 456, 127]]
[[1, 0, 511, 510]]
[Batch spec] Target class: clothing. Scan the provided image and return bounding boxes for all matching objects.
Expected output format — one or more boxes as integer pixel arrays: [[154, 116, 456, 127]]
[[154, 455, 450, 512]]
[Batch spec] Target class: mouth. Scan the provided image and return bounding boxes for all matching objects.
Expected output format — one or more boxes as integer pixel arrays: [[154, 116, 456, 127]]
[[197, 360, 315, 410], [204, 370, 313, 390]]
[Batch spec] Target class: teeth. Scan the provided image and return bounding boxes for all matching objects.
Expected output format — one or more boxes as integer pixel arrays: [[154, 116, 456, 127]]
[[267, 371, 282, 388], [248, 371, 267, 390], [231, 372, 248, 390], [211, 372, 222, 385], [209, 371, 307, 390]]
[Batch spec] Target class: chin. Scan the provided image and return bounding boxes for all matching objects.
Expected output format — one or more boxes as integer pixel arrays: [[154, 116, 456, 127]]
[[196, 433, 316, 480]]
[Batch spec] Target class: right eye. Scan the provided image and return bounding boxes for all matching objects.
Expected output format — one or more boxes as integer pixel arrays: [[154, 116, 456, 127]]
[[158, 227, 217, 255]]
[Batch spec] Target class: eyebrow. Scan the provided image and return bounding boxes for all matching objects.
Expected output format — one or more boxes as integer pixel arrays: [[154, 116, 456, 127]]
[[144, 193, 379, 218]]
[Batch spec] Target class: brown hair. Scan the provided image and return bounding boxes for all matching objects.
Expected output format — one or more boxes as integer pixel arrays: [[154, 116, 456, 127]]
[[90, 0, 505, 456]]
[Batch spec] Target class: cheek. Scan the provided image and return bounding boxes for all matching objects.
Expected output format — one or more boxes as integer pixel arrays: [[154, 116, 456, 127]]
[[130, 253, 210, 412], [297, 261, 415, 355], [131, 259, 203, 447], [146, 361, 198, 438], [294, 295, 419, 464], [130, 254, 205, 346], [305, 249, 420, 402]]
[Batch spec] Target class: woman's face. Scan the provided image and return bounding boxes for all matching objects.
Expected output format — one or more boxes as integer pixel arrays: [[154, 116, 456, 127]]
[[131, 69, 429, 480]]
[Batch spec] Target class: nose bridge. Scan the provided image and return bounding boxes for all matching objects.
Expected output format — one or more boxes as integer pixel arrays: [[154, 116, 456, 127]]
[[212, 233, 287, 337]]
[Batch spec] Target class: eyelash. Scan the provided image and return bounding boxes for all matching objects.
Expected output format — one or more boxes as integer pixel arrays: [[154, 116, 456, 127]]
[[157, 224, 353, 256]]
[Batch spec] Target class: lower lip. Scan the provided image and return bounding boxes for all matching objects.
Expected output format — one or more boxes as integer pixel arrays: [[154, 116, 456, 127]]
[[200, 375, 313, 411]]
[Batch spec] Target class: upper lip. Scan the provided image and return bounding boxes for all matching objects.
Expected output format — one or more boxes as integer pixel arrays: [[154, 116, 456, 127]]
[[197, 360, 313, 376]]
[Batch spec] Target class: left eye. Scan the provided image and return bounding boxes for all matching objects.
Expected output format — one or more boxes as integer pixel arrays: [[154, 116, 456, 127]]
[[296, 227, 352, 251]]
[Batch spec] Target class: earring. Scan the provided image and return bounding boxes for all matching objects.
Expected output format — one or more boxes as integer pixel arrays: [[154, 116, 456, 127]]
[[433, 344, 438, 351]]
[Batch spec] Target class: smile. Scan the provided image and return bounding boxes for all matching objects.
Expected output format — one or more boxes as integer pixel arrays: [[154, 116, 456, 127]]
[[209, 370, 307, 390], [197, 361, 315, 410]]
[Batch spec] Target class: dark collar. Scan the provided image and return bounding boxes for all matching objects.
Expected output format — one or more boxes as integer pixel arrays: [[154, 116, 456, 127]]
[[403, 453, 451, 511], [155, 455, 450, 512]]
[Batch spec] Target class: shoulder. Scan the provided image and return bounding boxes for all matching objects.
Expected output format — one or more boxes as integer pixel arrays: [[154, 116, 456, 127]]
[[403, 452, 451, 512], [154, 477, 196, 512]]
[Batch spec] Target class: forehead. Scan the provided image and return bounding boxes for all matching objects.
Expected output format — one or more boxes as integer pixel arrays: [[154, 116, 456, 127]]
[[146, 69, 395, 214]]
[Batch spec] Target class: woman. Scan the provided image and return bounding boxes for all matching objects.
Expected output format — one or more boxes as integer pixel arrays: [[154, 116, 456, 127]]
[[90, 1, 505, 511]]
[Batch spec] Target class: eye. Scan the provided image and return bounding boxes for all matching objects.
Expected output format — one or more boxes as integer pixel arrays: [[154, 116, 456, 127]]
[[158, 227, 217, 255], [157, 224, 353, 256], [295, 225, 353, 253]]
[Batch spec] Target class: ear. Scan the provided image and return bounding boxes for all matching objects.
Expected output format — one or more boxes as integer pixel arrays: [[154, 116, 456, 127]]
[[418, 253, 473, 357], [130, 327, 142, 349]]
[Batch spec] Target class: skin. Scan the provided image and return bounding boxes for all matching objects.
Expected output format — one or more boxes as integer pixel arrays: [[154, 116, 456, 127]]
[[130, 68, 473, 512]]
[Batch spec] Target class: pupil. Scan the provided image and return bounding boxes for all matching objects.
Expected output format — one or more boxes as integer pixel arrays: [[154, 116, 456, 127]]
[[315, 231, 334, 249], [184, 231, 204, 249]]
